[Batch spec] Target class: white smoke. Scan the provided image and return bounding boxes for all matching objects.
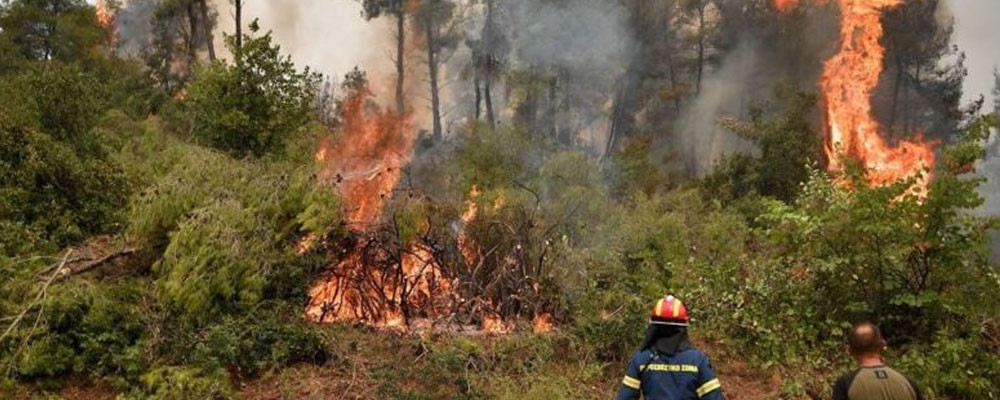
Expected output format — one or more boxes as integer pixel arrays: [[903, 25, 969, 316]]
[[675, 41, 762, 177]]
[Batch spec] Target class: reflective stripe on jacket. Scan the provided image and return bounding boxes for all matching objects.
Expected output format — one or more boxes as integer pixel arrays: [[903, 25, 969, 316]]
[[615, 348, 723, 400]]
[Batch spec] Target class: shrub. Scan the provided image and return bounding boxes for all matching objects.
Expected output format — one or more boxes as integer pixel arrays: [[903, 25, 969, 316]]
[[0, 66, 130, 252], [180, 24, 319, 158], [118, 366, 233, 400], [898, 335, 1000, 399], [127, 137, 337, 321], [5, 281, 149, 386], [190, 303, 328, 377]]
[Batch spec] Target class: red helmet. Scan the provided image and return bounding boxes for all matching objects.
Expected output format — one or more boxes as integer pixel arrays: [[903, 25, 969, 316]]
[[650, 295, 689, 326]]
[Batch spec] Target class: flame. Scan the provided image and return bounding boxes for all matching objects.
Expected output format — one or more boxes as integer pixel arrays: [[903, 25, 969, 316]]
[[458, 186, 481, 268], [96, 0, 113, 28], [305, 242, 455, 326], [776, 0, 936, 194], [481, 313, 513, 334], [95, 0, 116, 48], [532, 313, 554, 334], [316, 86, 413, 226]]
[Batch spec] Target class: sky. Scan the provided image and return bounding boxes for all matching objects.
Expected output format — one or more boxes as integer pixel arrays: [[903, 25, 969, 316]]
[[948, 0, 999, 109]]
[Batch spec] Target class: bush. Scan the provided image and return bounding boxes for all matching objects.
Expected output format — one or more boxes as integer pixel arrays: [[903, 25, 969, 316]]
[[4, 281, 149, 386], [0, 66, 130, 252], [126, 133, 337, 321], [898, 335, 1000, 399], [118, 366, 233, 400], [179, 24, 319, 158], [191, 303, 328, 377]]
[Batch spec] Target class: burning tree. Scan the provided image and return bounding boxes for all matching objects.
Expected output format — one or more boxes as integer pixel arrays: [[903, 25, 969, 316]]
[[775, 0, 937, 194]]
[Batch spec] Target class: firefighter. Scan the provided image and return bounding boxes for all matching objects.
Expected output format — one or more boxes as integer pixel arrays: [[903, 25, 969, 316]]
[[616, 295, 723, 400], [832, 322, 924, 400]]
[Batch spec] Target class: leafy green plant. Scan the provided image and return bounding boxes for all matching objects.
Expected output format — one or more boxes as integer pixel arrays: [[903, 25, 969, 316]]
[[179, 23, 319, 158]]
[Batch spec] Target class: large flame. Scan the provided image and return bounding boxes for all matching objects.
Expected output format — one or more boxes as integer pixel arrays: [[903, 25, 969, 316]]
[[305, 85, 430, 327], [95, 0, 117, 49], [315, 86, 413, 226], [776, 0, 936, 193], [96, 0, 113, 29]]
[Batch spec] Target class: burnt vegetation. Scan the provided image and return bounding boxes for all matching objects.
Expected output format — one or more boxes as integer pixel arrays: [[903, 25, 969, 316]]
[[0, 0, 998, 399]]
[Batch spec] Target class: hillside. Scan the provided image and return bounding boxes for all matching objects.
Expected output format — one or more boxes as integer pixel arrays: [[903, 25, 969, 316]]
[[1, 0, 999, 399]]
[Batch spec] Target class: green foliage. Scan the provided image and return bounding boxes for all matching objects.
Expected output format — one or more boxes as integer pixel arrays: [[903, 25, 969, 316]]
[[0, 65, 130, 252], [153, 200, 270, 317], [3, 281, 149, 386], [177, 24, 319, 157], [124, 126, 337, 321], [897, 334, 1000, 399], [707, 88, 822, 203], [606, 135, 673, 198], [0, 0, 106, 67], [191, 303, 327, 377], [118, 366, 233, 400]]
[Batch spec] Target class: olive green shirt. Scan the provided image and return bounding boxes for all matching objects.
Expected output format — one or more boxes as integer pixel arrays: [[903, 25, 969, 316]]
[[833, 366, 924, 400]]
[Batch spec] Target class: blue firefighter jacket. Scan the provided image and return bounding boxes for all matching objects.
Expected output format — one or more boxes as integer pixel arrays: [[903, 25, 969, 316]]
[[615, 348, 723, 400]]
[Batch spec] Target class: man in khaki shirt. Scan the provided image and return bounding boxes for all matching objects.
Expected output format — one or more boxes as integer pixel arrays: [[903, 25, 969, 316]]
[[832, 322, 924, 400]]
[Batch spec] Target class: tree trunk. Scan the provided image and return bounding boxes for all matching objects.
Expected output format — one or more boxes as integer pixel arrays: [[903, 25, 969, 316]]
[[474, 74, 482, 120], [695, 4, 705, 94], [186, 1, 198, 65], [484, 74, 495, 127], [606, 52, 643, 156], [426, 14, 442, 139], [234, 0, 242, 49], [483, 0, 497, 128], [395, 4, 406, 117], [198, 0, 215, 61], [548, 76, 558, 141]]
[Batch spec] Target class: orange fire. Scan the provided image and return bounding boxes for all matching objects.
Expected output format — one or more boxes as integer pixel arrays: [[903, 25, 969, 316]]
[[305, 242, 455, 326], [458, 185, 481, 268], [96, 0, 113, 28], [305, 84, 432, 326], [776, 0, 936, 193], [95, 0, 116, 48], [315, 86, 414, 226]]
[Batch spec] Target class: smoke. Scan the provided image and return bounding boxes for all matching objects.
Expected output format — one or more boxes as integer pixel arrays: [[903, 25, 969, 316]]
[[974, 131, 1000, 262], [211, 0, 393, 83], [112, 0, 157, 57], [675, 42, 761, 177], [947, 0, 1000, 111], [496, 0, 632, 148], [501, 0, 631, 78]]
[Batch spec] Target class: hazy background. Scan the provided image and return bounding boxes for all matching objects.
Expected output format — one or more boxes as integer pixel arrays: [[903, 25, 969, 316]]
[[89, 0, 997, 109]]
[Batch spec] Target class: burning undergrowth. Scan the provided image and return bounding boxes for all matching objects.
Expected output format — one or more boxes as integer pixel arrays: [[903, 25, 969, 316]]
[[304, 83, 554, 333]]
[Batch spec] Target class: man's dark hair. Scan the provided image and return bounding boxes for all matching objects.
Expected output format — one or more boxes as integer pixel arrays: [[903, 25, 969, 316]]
[[847, 322, 885, 355]]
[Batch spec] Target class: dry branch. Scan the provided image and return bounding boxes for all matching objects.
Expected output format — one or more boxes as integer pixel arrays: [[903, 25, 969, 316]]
[[34, 247, 136, 282], [1, 250, 73, 346]]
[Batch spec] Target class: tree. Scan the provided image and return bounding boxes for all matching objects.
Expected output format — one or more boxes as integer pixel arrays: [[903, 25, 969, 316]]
[[0, 65, 128, 253], [230, 0, 243, 49], [474, 0, 505, 127], [414, 0, 458, 140], [147, 0, 217, 91], [880, 0, 965, 138], [0, 0, 105, 66], [607, 0, 684, 155], [359, 0, 408, 117], [181, 23, 319, 157], [678, 0, 722, 94], [706, 88, 823, 202]]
